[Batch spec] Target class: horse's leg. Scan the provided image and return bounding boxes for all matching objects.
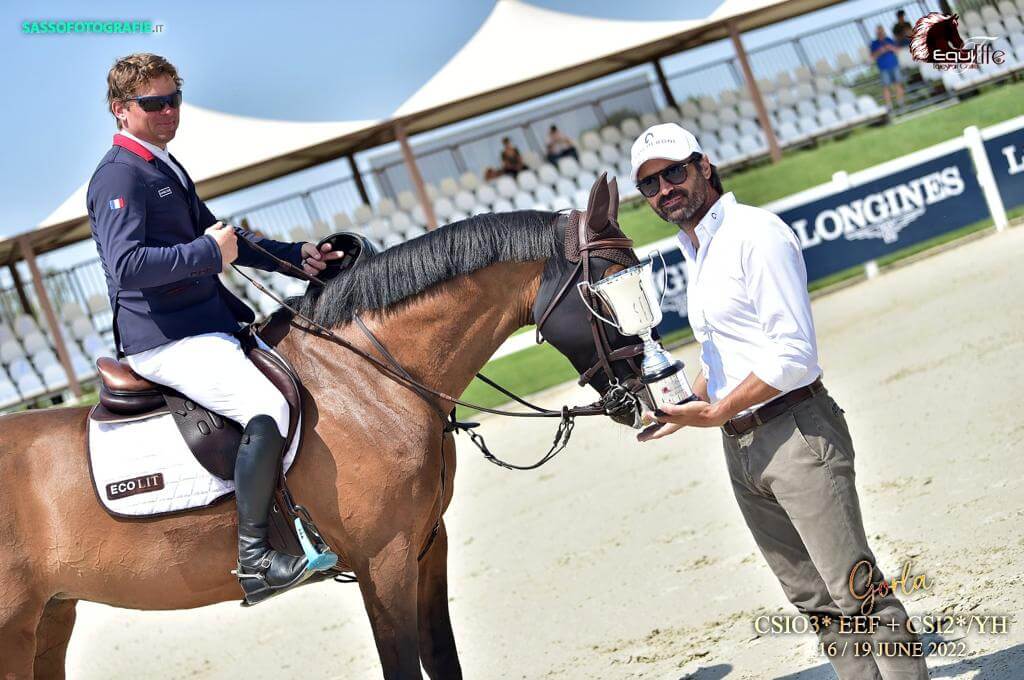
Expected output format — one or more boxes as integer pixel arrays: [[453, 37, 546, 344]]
[[416, 521, 461, 680], [0, 585, 46, 679], [32, 599, 77, 680], [357, 537, 424, 680]]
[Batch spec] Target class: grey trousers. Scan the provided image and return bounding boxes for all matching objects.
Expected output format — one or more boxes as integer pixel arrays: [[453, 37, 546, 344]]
[[721, 389, 929, 679]]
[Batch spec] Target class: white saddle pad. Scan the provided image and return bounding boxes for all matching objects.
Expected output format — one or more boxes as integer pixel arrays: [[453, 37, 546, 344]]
[[88, 410, 299, 518]]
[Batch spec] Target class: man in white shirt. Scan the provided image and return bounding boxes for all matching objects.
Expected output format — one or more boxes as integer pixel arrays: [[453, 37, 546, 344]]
[[632, 124, 928, 679]]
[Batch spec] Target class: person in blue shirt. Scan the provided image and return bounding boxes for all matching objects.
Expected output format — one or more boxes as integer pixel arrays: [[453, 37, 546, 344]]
[[870, 25, 905, 110], [88, 53, 343, 605]]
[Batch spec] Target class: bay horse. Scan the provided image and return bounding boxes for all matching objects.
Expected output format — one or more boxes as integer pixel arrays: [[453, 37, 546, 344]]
[[0, 177, 646, 679]]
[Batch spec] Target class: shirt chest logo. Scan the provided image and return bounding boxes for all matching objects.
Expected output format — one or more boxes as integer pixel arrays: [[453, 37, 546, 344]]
[[157, 186, 173, 198]]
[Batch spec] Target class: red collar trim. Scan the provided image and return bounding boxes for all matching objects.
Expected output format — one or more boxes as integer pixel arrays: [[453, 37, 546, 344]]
[[112, 133, 155, 162]]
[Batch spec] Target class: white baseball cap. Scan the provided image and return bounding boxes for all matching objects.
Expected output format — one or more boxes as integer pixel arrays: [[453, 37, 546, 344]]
[[629, 123, 703, 182]]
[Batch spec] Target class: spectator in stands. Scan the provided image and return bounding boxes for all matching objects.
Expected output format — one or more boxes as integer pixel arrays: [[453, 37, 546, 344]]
[[500, 137, 527, 177], [892, 10, 914, 47], [870, 25, 905, 110], [545, 125, 578, 164]]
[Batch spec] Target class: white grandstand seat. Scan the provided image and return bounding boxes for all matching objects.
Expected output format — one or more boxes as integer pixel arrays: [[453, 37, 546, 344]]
[[60, 303, 86, 323], [620, 117, 642, 138], [857, 95, 885, 116], [837, 102, 862, 124], [719, 89, 739, 107], [406, 225, 427, 240], [775, 71, 795, 90], [1004, 16, 1023, 32], [41, 364, 68, 391], [376, 198, 396, 217], [616, 157, 632, 178], [737, 118, 760, 137], [517, 170, 539, 192], [835, 51, 855, 73], [738, 135, 767, 158], [522, 150, 542, 169], [352, 204, 374, 227], [776, 107, 798, 125], [639, 112, 659, 128], [836, 88, 857, 106], [579, 150, 602, 172], [537, 163, 559, 186], [432, 198, 455, 221], [575, 170, 597, 190], [554, 177, 576, 198], [13, 315, 38, 339], [453, 190, 476, 214], [513, 192, 534, 210], [366, 218, 392, 241], [333, 211, 354, 231], [580, 131, 602, 151], [600, 126, 622, 145], [495, 175, 518, 199], [70, 317, 95, 341], [698, 112, 720, 133], [716, 142, 741, 164], [818, 108, 841, 132], [16, 372, 45, 400], [535, 185, 556, 206], [775, 88, 796, 109], [814, 76, 836, 95], [459, 172, 481, 192], [794, 65, 813, 84], [21, 332, 48, 357], [390, 211, 414, 235], [0, 340, 24, 364], [795, 83, 815, 102], [439, 177, 460, 198], [719, 107, 740, 127], [599, 144, 619, 166], [797, 100, 817, 119], [897, 48, 916, 70], [657, 106, 680, 122], [797, 116, 820, 137], [756, 78, 777, 96], [696, 95, 716, 114], [475, 184, 498, 207], [424, 184, 439, 201], [776, 121, 804, 145], [998, 0, 1017, 17], [738, 100, 757, 120], [0, 379, 19, 408], [382, 233, 404, 249], [717, 123, 739, 144], [572, 189, 591, 209], [963, 9, 983, 26], [0, 324, 14, 343], [813, 58, 834, 76], [82, 335, 111, 362], [491, 198, 514, 213], [550, 196, 572, 212], [411, 203, 427, 226], [815, 93, 837, 110], [557, 156, 581, 179], [680, 100, 701, 119], [980, 6, 1001, 23], [1011, 32, 1024, 49], [856, 45, 871, 64]]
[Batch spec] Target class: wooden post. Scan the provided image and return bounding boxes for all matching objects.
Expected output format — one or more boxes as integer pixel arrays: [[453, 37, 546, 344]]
[[8, 263, 32, 314], [728, 21, 782, 164], [348, 155, 370, 205], [17, 236, 82, 397], [394, 121, 437, 230], [652, 59, 678, 109]]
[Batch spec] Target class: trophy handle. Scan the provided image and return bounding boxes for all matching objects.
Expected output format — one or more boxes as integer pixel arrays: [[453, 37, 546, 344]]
[[653, 250, 669, 308], [575, 281, 620, 329]]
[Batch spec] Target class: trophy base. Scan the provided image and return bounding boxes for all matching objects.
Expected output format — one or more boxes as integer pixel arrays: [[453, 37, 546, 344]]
[[640, 360, 685, 385]]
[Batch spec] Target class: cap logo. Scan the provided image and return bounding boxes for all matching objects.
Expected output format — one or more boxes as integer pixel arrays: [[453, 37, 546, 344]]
[[644, 132, 655, 145]]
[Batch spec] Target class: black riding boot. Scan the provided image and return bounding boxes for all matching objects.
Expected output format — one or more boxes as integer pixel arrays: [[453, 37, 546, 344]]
[[233, 415, 309, 606]]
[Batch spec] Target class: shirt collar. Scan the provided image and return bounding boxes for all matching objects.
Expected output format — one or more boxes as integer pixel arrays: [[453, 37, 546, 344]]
[[677, 192, 735, 261], [117, 130, 176, 166]]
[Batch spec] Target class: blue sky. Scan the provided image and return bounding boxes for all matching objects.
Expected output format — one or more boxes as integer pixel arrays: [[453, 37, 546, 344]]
[[0, 0, 897, 245]]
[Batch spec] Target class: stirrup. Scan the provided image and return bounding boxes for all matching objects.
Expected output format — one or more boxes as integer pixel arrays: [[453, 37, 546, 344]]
[[232, 555, 313, 607], [295, 516, 339, 572]]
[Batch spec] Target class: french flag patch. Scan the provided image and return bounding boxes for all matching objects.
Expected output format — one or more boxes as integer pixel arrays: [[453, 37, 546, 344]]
[[108, 196, 126, 210]]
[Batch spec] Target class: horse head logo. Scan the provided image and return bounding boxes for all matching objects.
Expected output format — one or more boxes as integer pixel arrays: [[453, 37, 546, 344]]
[[910, 12, 972, 62]]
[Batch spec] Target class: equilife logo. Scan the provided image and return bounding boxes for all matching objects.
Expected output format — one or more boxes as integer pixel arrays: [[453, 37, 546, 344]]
[[790, 166, 966, 249], [909, 12, 1006, 69]]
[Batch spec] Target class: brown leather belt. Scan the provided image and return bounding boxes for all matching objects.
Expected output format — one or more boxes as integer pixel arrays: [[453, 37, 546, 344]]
[[722, 378, 825, 437]]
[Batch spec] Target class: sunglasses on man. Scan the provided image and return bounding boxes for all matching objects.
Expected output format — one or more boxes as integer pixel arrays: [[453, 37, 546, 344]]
[[125, 90, 182, 113], [635, 154, 702, 198]]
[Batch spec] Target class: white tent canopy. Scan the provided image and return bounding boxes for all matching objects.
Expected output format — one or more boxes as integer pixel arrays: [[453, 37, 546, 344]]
[[392, 0, 843, 133]]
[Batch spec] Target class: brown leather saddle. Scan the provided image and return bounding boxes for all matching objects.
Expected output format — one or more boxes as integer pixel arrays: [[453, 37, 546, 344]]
[[90, 343, 302, 480]]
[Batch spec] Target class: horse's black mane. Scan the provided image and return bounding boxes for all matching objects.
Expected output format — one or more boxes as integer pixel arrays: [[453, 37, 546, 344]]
[[294, 210, 564, 327]]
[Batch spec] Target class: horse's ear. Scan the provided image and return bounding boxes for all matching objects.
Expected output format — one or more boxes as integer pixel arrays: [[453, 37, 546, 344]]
[[585, 171, 610, 232], [607, 177, 620, 220]]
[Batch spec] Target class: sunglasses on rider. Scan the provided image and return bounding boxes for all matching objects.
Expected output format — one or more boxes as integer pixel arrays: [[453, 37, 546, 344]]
[[635, 155, 701, 198], [125, 90, 182, 113]]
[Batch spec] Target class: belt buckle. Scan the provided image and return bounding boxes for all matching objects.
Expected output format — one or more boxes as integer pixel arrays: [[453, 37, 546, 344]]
[[752, 410, 765, 427], [723, 421, 739, 438]]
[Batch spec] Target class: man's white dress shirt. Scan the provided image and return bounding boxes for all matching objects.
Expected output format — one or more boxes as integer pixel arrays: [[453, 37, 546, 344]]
[[118, 129, 187, 188], [678, 192, 821, 414]]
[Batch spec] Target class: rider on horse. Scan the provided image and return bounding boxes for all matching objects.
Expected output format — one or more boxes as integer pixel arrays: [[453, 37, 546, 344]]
[[86, 53, 342, 604]]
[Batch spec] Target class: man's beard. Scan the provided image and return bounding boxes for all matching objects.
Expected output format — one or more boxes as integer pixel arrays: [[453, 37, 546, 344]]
[[653, 175, 708, 225]]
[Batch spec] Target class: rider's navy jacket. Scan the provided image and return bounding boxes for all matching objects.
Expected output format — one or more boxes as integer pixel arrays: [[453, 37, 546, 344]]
[[87, 134, 305, 355]]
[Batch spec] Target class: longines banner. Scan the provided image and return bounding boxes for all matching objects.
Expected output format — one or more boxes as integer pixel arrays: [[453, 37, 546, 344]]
[[984, 127, 1024, 211], [649, 148, 990, 335]]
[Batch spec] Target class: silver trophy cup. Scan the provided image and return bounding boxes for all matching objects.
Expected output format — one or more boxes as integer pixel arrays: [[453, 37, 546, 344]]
[[578, 257, 697, 413]]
